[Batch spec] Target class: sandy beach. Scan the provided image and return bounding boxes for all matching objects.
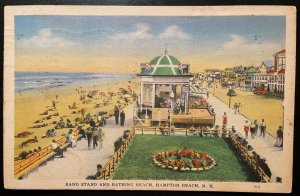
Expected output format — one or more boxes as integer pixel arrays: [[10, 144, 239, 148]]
[[14, 76, 139, 160]]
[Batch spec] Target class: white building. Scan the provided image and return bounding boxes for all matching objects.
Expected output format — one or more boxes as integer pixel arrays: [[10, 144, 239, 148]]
[[252, 49, 285, 94]]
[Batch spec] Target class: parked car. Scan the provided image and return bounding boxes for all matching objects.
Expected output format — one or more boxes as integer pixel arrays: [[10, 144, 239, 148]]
[[253, 88, 269, 95]]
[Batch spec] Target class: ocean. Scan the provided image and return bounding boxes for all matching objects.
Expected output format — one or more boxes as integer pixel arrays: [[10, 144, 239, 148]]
[[15, 72, 136, 93]]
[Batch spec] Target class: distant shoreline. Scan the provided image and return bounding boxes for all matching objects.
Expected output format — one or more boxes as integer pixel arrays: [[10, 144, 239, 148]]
[[15, 72, 137, 94]]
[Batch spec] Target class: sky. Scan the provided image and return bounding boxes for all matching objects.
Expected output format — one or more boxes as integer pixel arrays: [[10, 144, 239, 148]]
[[15, 16, 286, 73]]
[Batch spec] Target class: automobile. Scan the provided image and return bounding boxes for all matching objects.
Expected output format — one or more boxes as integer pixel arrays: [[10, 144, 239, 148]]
[[227, 89, 237, 96], [254, 88, 269, 95]]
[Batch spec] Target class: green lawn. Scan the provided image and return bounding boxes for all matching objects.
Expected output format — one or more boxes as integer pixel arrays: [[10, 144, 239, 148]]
[[111, 135, 257, 181]]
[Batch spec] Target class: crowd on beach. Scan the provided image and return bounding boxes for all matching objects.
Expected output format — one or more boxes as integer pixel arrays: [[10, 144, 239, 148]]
[[15, 81, 137, 161]]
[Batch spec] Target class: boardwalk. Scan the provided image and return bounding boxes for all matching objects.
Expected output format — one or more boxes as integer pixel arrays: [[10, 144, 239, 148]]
[[27, 105, 134, 180], [207, 93, 284, 182]]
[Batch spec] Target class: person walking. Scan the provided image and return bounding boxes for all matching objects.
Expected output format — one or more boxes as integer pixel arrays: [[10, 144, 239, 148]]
[[237, 102, 242, 114], [244, 120, 250, 139], [254, 119, 259, 136], [222, 112, 228, 127], [114, 107, 119, 125], [52, 100, 56, 109], [92, 128, 99, 149], [86, 128, 93, 149], [97, 112, 102, 123], [275, 126, 283, 147], [67, 129, 76, 147], [260, 119, 266, 138], [89, 118, 96, 128], [120, 110, 125, 126], [80, 107, 86, 118], [250, 122, 255, 139], [98, 129, 104, 149], [234, 103, 238, 114]]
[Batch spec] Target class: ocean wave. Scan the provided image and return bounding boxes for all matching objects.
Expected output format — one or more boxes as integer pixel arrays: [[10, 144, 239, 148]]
[[15, 72, 136, 92]]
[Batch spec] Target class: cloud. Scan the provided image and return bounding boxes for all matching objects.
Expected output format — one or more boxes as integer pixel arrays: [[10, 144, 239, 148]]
[[222, 34, 246, 50], [111, 23, 154, 40], [159, 25, 191, 40], [18, 28, 77, 48], [215, 34, 282, 57]]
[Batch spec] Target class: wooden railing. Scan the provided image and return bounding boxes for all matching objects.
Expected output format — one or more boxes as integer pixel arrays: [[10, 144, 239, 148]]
[[96, 128, 136, 180], [14, 133, 81, 179], [134, 126, 221, 137], [228, 132, 271, 183], [135, 126, 185, 135]]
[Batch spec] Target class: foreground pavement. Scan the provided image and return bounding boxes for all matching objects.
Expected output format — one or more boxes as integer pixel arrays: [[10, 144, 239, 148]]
[[27, 105, 133, 180]]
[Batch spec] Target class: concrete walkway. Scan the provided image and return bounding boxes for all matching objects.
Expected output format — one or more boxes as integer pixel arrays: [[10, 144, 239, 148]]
[[27, 105, 134, 180], [207, 93, 284, 182]]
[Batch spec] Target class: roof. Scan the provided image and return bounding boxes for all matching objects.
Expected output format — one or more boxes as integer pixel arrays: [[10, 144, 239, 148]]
[[140, 53, 191, 76], [267, 70, 275, 74], [278, 69, 285, 74], [262, 60, 273, 68], [246, 67, 259, 73], [234, 66, 245, 72], [225, 68, 234, 71], [152, 67, 181, 75], [275, 49, 286, 55], [149, 55, 181, 66]]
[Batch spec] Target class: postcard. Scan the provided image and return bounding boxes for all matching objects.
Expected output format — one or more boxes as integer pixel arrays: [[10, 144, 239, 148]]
[[3, 6, 296, 192]]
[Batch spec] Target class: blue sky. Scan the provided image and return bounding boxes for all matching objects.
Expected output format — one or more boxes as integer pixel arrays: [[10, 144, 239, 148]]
[[15, 15, 286, 73]]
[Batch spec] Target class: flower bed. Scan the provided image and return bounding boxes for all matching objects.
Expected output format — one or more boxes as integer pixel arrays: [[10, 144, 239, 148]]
[[153, 146, 216, 171]]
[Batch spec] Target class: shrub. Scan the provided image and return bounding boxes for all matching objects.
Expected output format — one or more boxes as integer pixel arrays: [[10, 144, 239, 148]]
[[123, 130, 131, 139], [114, 137, 124, 152], [19, 151, 29, 159]]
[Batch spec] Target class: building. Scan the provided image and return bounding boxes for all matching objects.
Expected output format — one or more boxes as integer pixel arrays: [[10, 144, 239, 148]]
[[136, 50, 215, 127], [277, 68, 285, 94], [242, 65, 259, 91], [204, 69, 222, 82], [252, 61, 271, 89], [234, 65, 246, 74], [252, 49, 286, 94], [274, 49, 286, 73], [274, 49, 286, 94], [224, 67, 236, 79]]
